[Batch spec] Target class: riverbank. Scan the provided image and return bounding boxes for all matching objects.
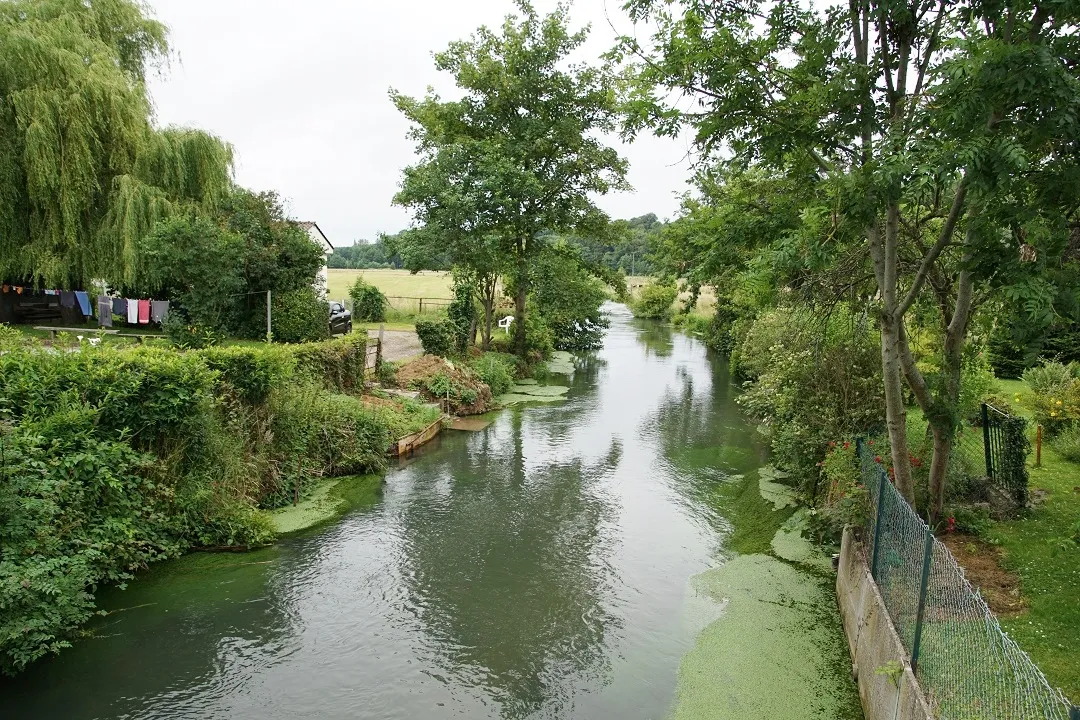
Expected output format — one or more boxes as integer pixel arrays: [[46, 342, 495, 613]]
[[0, 331, 440, 675]]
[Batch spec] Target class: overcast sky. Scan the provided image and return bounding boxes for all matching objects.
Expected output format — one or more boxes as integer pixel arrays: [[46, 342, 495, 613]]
[[144, 0, 694, 247]]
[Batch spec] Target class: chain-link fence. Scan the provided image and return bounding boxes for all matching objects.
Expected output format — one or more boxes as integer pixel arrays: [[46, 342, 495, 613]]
[[907, 403, 1029, 512], [859, 441, 1077, 720]]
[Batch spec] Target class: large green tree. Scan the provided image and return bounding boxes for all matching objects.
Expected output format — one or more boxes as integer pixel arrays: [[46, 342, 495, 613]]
[[0, 0, 233, 289], [391, 1, 629, 357], [621, 0, 1080, 520]]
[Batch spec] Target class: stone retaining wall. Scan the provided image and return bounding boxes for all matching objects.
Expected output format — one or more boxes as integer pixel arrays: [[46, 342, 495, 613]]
[[837, 526, 935, 720]]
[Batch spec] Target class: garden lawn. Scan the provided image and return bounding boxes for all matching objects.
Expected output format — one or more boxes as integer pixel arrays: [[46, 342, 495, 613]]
[[989, 378, 1080, 703]]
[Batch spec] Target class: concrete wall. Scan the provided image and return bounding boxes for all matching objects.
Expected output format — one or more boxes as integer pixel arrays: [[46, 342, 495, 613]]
[[837, 527, 935, 720]]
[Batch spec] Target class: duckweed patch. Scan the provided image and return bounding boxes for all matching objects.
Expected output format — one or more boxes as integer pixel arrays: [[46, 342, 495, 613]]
[[712, 469, 794, 555], [670, 555, 863, 720], [544, 351, 576, 375], [758, 465, 799, 510], [267, 474, 382, 535]]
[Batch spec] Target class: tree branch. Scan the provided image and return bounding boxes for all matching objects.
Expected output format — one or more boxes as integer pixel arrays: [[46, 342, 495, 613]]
[[895, 180, 967, 317]]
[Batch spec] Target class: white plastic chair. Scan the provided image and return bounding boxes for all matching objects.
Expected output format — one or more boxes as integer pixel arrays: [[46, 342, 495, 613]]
[[497, 316, 514, 334]]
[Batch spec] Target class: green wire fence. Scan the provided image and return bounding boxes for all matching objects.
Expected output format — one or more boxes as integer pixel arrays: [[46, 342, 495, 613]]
[[859, 441, 1077, 720]]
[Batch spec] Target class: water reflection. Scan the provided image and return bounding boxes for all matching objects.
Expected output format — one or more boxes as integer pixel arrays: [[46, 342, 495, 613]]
[[395, 403, 623, 718]]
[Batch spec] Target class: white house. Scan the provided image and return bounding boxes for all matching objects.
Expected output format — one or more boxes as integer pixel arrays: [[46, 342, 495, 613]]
[[297, 221, 333, 297]]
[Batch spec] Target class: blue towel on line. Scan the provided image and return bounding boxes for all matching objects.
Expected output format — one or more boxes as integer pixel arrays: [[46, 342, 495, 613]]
[[74, 291, 92, 317]]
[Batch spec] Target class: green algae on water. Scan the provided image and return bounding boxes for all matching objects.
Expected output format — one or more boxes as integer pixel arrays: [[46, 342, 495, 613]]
[[758, 465, 798, 510], [771, 510, 835, 574], [544, 351, 575, 375], [669, 555, 863, 720], [267, 474, 382, 535]]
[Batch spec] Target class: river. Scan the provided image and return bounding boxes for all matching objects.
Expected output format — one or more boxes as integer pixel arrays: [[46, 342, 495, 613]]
[[3, 305, 862, 720]]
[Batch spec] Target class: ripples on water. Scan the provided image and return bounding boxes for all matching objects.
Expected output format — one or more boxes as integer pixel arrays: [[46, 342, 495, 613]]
[[3, 305, 765, 720]]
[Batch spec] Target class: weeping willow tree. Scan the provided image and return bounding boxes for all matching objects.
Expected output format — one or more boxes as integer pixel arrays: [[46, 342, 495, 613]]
[[0, 0, 233, 289]]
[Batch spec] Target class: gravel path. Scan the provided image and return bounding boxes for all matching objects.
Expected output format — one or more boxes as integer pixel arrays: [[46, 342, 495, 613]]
[[368, 329, 422, 363]]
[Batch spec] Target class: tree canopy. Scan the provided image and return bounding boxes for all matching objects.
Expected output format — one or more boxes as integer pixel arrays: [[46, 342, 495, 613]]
[[391, 0, 629, 356], [0, 0, 233, 289], [621, 0, 1080, 518]]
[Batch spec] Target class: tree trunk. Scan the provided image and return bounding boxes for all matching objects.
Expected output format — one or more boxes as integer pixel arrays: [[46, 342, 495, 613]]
[[880, 311, 915, 501], [513, 238, 527, 358], [480, 274, 496, 351], [927, 426, 952, 525]]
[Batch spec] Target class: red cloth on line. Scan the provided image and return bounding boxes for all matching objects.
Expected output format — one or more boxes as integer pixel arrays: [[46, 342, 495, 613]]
[[138, 299, 151, 324]]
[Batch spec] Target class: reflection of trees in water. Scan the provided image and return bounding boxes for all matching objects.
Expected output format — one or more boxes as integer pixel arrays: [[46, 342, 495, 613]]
[[632, 319, 674, 358], [397, 410, 622, 719], [647, 355, 766, 527]]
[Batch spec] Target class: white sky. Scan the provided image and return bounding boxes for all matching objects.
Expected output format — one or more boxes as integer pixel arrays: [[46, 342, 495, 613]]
[[144, 0, 694, 247]]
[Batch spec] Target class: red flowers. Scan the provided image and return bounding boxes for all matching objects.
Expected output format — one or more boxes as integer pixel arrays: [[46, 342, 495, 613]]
[[910, 454, 923, 468], [874, 455, 883, 464], [946, 517, 956, 533], [843, 441, 851, 449]]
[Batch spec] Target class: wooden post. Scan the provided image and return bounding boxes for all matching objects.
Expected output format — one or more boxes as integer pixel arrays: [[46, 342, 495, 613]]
[[266, 290, 272, 342], [419, 297, 424, 315], [1036, 424, 1042, 468], [981, 403, 993, 479]]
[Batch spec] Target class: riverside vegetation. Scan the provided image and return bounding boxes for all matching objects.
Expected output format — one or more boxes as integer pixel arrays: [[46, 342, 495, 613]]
[[0, 327, 440, 674]]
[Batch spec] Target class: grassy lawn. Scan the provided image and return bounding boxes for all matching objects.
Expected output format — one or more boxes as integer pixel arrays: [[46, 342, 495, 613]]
[[988, 378, 1080, 703], [327, 268, 453, 302]]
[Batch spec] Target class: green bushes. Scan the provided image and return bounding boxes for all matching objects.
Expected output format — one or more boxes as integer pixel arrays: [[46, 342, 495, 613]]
[[735, 307, 885, 495], [271, 288, 329, 344], [348, 278, 388, 322], [630, 280, 678, 320], [415, 317, 455, 357], [1023, 361, 1080, 436], [0, 332, 403, 674], [468, 353, 518, 396], [1050, 426, 1080, 463]]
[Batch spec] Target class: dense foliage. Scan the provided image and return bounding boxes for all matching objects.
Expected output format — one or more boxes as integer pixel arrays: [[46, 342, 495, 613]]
[[327, 236, 404, 269], [415, 317, 455, 357], [348, 278, 388, 323], [391, 2, 628, 357], [529, 248, 610, 351], [630, 280, 678, 320], [0, 0, 234, 289], [0, 332, 433, 674]]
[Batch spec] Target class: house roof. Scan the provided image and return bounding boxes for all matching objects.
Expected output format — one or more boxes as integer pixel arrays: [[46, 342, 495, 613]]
[[295, 221, 333, 251]]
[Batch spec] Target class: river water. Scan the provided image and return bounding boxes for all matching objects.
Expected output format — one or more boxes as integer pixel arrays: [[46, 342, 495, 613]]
[[4, 305, 859, 720]]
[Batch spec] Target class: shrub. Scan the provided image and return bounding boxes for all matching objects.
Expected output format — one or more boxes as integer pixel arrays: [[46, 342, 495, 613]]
[[1050, 425, 1080, 463], [348, 278, 388, 322], [1025, 364, 1080, 437], [736, 307, 885, 494], [530, 251, 610, 350], [271, 287, 329, 344], [162, 310, 223, 349], [468, 353, 518, 396], [415, 317, 454, 357], [290, 333, 370, 392], [446, 276, 477, 353], [630, 280, 678, 320], [200, 345, 296, 405], [0, 410, 183, 674], [1022, 361, 1078, 396]]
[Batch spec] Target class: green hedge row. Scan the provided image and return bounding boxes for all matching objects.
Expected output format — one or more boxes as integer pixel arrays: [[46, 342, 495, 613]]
[[0, 332, 396, 674]]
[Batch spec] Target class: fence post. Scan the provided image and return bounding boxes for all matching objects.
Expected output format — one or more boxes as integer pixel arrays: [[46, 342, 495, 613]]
[[981, 403, 993, 478], [419, 298, 424, 314], [266, 290, 272, 343], [1068, 704, 1080, 720], [910, 528, 935, 675], [870, 470, 888, 580]]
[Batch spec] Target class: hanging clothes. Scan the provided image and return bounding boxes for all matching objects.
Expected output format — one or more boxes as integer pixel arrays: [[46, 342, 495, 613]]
[[74, 291, 91, 317], [113, 298, 127, 316], [126, 299, 139, 324], [97, 296, 113, 328], [137, 299, 150, 324], [60, 291, 76, 308], [150, 300, 170, 324]]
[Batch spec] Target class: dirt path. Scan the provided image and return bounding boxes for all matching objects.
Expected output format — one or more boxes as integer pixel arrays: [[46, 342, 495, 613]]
[[368, 329, 422, 363]]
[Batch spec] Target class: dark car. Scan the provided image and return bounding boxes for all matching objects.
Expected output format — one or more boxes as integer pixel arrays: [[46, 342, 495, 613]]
[[329, 301, 352, 335]]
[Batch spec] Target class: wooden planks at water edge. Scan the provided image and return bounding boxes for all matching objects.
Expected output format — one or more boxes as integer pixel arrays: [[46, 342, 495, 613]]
[[391, 418, 443, 457]]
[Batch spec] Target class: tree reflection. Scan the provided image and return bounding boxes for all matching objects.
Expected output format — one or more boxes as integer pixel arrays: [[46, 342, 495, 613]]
[[396, 409, 622, 718]]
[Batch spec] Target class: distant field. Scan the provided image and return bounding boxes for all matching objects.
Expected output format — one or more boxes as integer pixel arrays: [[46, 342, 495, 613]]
[[327, 269, 453, 303]]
